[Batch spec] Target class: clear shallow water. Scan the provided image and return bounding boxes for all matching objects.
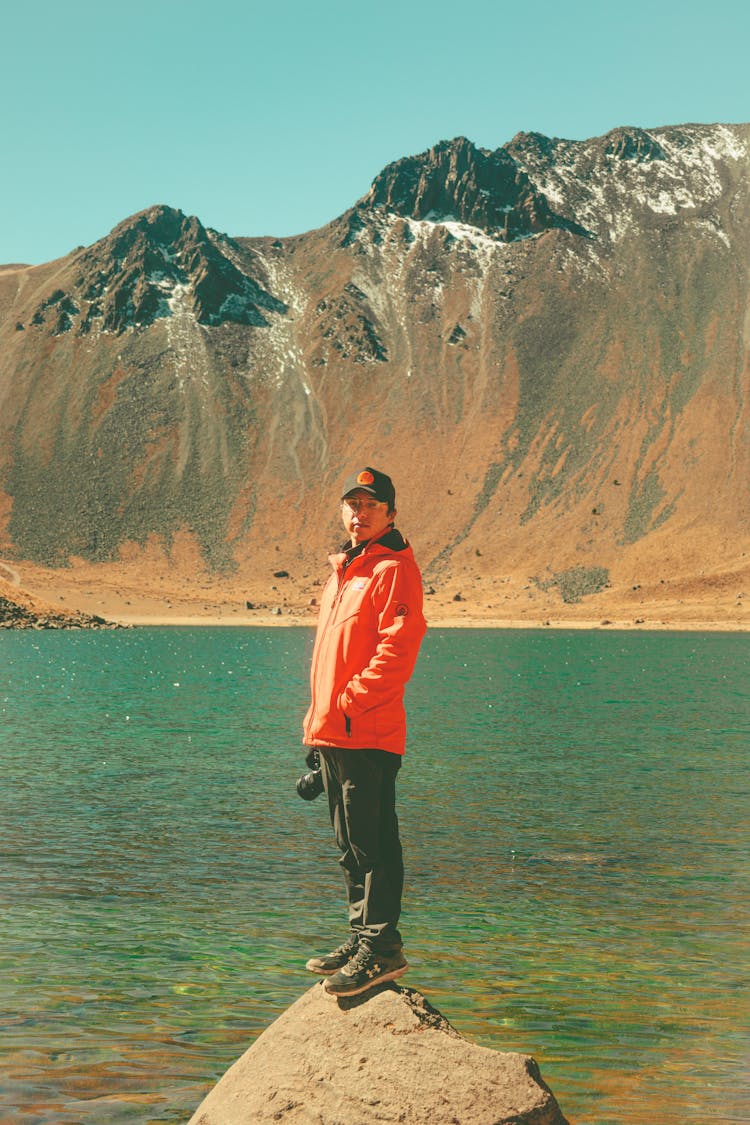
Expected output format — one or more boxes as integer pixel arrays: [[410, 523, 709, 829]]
[[1, 627, 748, 1124]]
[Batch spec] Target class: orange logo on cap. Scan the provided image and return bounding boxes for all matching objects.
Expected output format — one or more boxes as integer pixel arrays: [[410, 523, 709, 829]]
[[357, 470, 375, 485]]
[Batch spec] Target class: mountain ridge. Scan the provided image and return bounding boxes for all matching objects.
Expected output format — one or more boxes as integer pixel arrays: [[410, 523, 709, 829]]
[[1, 122, 749, 625]]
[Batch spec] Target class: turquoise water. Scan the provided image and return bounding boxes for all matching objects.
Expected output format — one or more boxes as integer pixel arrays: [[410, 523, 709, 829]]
[[1, 627, 748, 1124]]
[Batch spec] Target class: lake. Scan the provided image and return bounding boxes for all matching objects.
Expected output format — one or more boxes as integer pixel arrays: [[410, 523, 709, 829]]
[[1, 627, 748, 1123]]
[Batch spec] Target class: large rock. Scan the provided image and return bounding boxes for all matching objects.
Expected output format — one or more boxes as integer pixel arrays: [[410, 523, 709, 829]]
[[188, 983, 569, 1125]]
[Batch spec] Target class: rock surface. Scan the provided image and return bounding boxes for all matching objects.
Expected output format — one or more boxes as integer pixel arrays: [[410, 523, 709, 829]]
[[188, 983, 569, 1125]]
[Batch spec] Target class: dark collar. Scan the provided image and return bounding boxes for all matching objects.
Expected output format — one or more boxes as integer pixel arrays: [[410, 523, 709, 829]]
[[340, 526, 408, 562]]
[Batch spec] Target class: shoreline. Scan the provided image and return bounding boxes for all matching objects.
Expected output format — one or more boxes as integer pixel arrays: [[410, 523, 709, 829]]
[[111, 611, 750, 632], [4, 560, 749, 634]]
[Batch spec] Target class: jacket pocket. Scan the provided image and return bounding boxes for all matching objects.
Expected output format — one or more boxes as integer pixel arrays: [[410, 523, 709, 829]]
[[344, 714, 352, 738]]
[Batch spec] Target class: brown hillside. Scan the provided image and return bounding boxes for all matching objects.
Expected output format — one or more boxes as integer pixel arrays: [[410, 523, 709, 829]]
[[1, 124, 749, 628]]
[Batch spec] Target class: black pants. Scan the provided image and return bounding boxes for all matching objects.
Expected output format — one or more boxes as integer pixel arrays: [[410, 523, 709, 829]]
[[319, 747, 404, 954]]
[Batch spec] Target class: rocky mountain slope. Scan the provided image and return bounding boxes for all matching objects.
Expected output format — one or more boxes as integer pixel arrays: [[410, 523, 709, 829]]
[[1, 123, 748, 622]]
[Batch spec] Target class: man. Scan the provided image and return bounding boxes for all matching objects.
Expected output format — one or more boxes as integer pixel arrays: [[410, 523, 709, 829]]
[[303, 466, 426, 998]]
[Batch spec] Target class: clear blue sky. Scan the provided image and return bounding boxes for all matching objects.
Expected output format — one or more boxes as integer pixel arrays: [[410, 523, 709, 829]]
[[3, 0, 748, 265]]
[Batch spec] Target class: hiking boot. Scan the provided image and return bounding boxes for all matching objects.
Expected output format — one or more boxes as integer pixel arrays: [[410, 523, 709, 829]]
[[323, 946, 408, 997], [305, 931, 360, 976]]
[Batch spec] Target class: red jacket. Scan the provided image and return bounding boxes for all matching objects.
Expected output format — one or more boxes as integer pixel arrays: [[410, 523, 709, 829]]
[[303, 529, 426, 755]]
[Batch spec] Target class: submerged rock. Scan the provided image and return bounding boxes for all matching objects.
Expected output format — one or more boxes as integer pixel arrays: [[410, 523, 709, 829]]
[[188, 982, 569, 1125]]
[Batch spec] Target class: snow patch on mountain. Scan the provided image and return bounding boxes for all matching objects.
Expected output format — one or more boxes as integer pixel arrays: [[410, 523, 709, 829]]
[[251, 249, 304, 390], [167, 282, 204, 392], [516, 125, 747, 247]]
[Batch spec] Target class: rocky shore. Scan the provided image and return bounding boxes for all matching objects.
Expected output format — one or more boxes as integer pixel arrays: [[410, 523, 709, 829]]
[[0, 577, 122, 629]]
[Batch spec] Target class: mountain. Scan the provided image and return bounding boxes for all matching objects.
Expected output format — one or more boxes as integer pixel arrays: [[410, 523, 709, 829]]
[[1, 123, 749, 624]]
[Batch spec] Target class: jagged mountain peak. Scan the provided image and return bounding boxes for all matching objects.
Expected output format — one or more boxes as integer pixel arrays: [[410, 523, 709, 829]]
[[508, 125, 668, 164], [353, 134, 586, 242], [107, 202, 195, 243], [503, 121, 748, 244], [508, 121, 746, 166], [599, 126, 667, 162], [27, 203, 286, 337]]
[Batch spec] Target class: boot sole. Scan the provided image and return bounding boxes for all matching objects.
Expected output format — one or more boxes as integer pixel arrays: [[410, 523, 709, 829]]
[[323, 962, 409, 997]]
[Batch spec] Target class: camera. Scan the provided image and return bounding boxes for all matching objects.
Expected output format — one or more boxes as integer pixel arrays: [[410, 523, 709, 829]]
[[296, 749, 325, 801], [296, 768, 325, 801]]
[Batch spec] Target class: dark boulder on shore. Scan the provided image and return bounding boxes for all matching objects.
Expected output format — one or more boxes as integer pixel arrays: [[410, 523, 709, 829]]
[[188, 983, 569, 1125]]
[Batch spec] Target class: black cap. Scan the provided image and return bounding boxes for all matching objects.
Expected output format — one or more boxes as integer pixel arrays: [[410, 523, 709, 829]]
[[341, 467, 396, 510]]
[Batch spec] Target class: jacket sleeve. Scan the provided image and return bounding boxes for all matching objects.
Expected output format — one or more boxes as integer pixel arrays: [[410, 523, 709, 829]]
[[339, 559, 426, 716]]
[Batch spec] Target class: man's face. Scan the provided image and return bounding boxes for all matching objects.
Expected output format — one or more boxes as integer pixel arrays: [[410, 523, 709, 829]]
[[341, 490, 395, 545]]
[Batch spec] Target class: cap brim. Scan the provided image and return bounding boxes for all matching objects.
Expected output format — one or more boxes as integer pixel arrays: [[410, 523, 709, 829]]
[[342, 485, 378, 499]]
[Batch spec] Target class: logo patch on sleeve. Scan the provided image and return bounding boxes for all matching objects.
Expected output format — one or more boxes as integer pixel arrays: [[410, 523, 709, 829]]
[[394, 604, 409, 617]]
